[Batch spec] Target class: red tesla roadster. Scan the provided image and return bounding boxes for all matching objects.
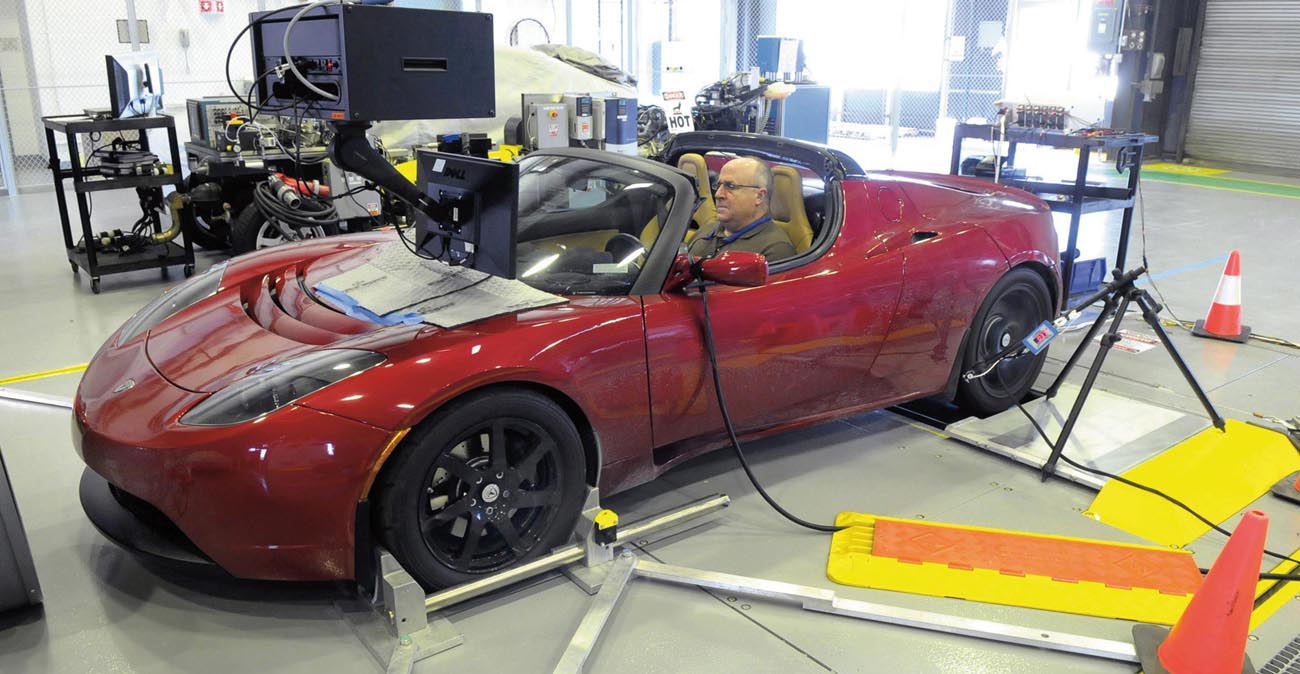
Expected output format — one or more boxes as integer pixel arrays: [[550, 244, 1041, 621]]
[[74, 132, 1059, 590]]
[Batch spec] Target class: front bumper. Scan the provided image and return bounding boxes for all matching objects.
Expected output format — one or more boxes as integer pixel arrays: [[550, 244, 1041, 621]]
[[74, 338, 398, 582], [79, 467, 221, 572]]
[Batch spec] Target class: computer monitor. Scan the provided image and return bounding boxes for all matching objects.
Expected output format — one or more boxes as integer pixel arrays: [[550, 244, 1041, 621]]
[[414, 150, 519, 279], [106, 51, 164, 118]]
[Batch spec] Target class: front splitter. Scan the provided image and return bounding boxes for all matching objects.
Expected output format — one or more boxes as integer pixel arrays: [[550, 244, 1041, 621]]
[[78, 467, 223, 574]]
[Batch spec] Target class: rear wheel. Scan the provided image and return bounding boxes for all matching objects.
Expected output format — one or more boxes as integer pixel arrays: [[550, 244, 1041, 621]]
[[373, 389, 587, 590], [231, 204, 339, 254], [956, 267, 1053, 416]]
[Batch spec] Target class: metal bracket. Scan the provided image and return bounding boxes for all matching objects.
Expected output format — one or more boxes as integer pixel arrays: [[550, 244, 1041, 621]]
[[562, 487, 615, 594], [553, 550, 638, 674], [340, 548, 463, 674], [344, 495, 729, 671]]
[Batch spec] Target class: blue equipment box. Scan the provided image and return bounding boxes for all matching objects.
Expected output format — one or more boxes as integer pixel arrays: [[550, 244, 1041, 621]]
[[1069, 257, 1107, 295]]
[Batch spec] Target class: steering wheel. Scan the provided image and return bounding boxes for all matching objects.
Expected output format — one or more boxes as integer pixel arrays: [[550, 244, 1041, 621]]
[[604, 233, 645, 262]]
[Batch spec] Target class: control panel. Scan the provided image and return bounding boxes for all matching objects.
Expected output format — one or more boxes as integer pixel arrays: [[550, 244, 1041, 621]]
[[250, 4, 495, 122]]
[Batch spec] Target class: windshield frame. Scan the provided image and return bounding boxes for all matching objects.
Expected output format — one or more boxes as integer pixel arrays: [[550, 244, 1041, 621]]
[[517, 148, 695, 296]]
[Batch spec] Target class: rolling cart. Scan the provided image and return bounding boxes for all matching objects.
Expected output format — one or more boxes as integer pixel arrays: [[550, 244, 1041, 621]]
[[43, 114, 195, 293]]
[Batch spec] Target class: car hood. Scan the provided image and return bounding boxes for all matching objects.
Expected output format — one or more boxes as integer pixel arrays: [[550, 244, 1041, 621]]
[[146, 234, 448, 393]]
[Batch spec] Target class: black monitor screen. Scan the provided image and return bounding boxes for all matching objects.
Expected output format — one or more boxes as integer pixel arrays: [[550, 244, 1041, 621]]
[[414, 150, 519, 279], [106, 52, 164, 118]]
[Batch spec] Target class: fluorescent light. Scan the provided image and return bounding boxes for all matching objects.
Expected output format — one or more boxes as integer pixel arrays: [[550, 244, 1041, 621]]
[[522, 253, 560, 278]]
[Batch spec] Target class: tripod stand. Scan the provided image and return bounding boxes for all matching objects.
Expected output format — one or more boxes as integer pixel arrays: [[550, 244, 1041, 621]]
[[1036, 266, 1225, 481]]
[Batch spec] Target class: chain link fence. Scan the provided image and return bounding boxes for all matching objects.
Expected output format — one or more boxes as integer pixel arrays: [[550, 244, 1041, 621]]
[[0, 1, 299, 192]]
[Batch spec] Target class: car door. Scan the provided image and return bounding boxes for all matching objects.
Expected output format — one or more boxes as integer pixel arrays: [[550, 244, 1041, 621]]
[[641, 180, 905, 461], [868, 178, 1013, 402]]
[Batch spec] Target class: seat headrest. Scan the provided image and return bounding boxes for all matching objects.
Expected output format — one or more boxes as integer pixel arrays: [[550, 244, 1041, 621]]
[[769, 165, 802, 222], [677, 153, 712, 200]]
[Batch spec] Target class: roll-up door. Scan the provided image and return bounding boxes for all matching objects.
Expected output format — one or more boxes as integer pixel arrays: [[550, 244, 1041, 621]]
[[1184, 0, 1300, 170]]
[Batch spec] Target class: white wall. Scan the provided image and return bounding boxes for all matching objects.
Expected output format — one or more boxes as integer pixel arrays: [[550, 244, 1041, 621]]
[[3, 1, 297, 171]]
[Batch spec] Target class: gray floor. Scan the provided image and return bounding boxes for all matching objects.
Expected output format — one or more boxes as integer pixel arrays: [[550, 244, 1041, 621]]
[[0, 166, 1298, 673]]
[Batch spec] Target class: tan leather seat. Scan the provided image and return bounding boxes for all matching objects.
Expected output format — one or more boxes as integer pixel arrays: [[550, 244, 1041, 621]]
[[769, 164, 814, 253], [677, 153, 717, 231]]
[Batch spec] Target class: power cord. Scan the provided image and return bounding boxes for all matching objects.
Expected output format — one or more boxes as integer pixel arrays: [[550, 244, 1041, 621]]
[[695, 274, 842, 533], [1014, 403, 1300, 578]]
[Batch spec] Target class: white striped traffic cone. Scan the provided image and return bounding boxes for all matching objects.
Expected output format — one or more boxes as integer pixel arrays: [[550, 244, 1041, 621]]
[[1191, 250, 1250, 343]]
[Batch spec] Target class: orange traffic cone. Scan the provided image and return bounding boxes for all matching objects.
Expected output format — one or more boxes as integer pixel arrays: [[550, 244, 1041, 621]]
[[1132, 510, 1267, 674], [1272, 471, 1300, 505], [1191, 251, 1251, 343]]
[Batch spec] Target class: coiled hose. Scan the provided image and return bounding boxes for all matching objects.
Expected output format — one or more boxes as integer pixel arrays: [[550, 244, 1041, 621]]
[[252, 179, 339, 230]]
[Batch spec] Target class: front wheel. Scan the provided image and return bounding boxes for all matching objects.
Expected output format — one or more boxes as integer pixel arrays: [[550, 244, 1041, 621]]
[[956, 267, 1053, 416], [372, 389, 588, 590]]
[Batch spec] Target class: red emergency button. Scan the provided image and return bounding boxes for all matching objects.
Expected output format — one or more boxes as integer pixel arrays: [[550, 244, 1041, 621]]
[[549, 110, 558, 118]]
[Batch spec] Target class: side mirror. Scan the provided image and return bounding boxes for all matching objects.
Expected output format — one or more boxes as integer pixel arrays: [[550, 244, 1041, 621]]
[[664, 251, 768, 292]]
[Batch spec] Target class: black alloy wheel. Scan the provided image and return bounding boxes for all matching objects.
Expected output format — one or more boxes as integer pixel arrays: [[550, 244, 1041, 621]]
[[374, 389, 587, 590], [956, 267, 1053, 416]]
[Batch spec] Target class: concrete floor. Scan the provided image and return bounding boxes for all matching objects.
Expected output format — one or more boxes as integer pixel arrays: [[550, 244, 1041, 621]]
[[0, 159, 1297, 673]]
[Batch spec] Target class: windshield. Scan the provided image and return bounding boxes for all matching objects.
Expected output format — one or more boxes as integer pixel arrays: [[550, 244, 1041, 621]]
[[514, 155, 675, 295]]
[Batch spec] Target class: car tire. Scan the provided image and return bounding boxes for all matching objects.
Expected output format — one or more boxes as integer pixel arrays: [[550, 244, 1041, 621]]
[[372, 389, 588, 590], [956, 267, 1053, 416], [185, 209, 233, 250], [230, 204, 340, 255]]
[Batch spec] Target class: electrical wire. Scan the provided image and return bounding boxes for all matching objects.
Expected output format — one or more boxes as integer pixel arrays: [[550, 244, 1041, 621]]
[[395, 218, 435, 260], [225, 6, 303, 111], [283, 1, 344, 102], [696, 279, 841, 533], [252, 180, 339, 230], [508, 18, 551, 46], [1014, 403, 1300, 575]]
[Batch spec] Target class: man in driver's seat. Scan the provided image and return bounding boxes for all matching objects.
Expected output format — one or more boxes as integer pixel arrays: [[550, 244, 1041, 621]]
[[687, 157, 796, 262]]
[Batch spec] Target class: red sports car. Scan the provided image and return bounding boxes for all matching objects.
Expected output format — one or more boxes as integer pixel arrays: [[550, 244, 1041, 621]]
[[74, 132, 1059, 590]]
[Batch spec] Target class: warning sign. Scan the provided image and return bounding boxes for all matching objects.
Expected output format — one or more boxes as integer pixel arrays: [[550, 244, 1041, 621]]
[[660, 97, 694, 135]]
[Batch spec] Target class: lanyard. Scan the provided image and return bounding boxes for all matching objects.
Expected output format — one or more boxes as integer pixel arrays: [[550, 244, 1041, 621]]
[[705, 215, 773, 246]]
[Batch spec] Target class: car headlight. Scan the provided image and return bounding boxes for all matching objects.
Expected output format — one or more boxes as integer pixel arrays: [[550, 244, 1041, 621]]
[[117, 262, 229, 344], [179, 349, 386, 426]]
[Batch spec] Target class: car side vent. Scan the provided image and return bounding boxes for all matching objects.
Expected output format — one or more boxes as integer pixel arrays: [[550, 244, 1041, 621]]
[[240, 272, 346, 345]]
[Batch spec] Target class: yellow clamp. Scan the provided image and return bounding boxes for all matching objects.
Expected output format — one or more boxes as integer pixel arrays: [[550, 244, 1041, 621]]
[[489, 145, 523, 163], [593, 509, 618, 546]]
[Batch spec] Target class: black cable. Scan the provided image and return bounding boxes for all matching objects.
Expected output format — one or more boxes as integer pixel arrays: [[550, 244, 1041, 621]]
[[1014, 403, 1300, 573], [395, 218, 435, 260], [508, 18, 551, 45], [327, 184, 377, 201], [252, 181, 338, 230], [345, 189, 384, 230], [225, 6, 313, 114], [697, 281, 841, 533]]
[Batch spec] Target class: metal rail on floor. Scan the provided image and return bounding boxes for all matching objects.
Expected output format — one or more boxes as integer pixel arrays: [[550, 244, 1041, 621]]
[[356, 492, 733, 674], [357, 488, 1143, 673], [554, 552, 1141, 673], [0, 388, 73, 409]]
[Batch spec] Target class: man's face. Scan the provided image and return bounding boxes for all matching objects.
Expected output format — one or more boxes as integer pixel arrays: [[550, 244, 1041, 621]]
[[714, 159, 766, 231]]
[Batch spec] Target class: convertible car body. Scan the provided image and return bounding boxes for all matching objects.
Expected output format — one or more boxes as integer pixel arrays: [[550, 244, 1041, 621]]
[[74, 132, 1059, 589]]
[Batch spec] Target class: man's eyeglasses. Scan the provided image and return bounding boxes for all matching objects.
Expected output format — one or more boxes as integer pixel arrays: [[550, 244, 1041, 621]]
[[716, 181, 763, 193]]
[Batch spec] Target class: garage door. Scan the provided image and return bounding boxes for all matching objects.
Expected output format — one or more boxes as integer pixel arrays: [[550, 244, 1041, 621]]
[[1184, 0, 1300, 170]]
